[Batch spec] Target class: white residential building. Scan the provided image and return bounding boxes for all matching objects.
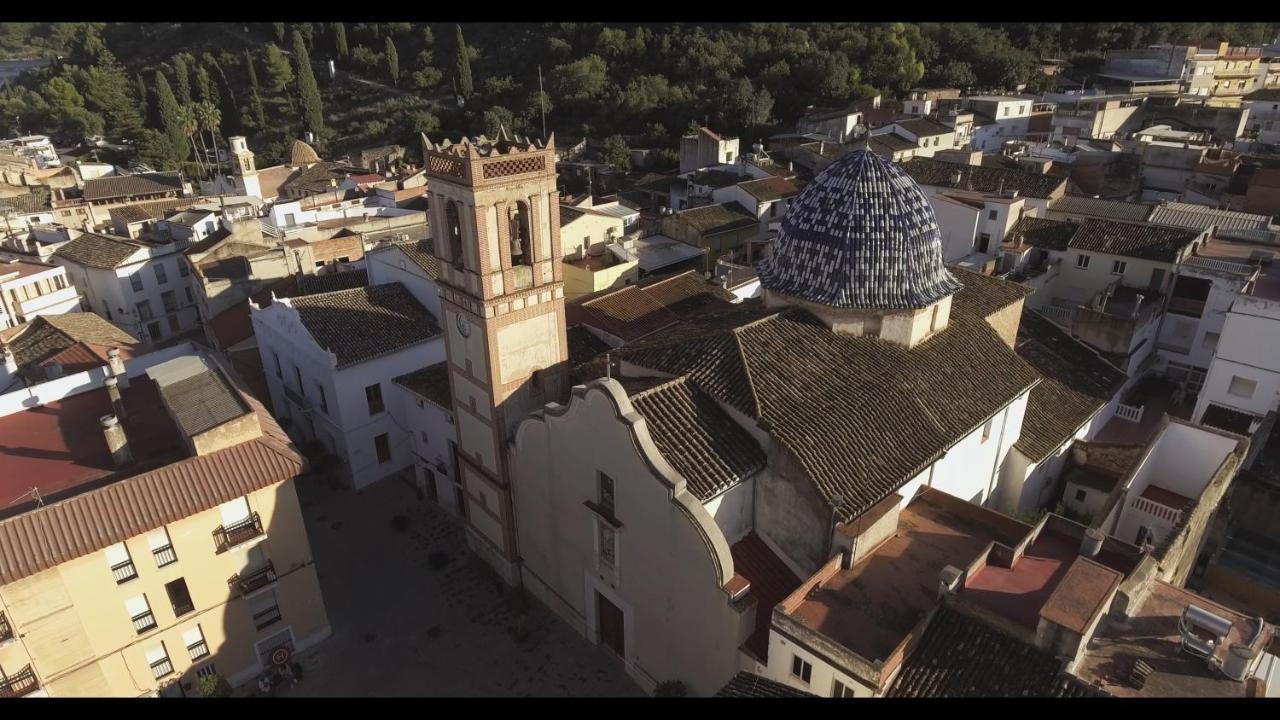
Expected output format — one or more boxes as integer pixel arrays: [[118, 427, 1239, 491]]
[[963, 96, 1035, 152], [1192, 289, 1280, 431], [680, 126, 741, 174], [50, 231, 200, 344], [0, 255, 82, 329], [249, 281, 445, 489]]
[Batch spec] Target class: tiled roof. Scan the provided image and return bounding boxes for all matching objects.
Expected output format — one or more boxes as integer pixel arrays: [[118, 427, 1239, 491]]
[[289, 283, 442, 368], [109, 198, 203, 226], [82, 172, 184, 202], [716, 672, 816, 698], [1244, 88, 1280, 102], [675, 201, 757, 235], [737, 176, 799, 203], [758, 150, 962, 310], [629, 377, 765, 501], [900, 157, 1067, 199], [2, 313, 139, 383], [888, 605, 1100, 698], [868, 133, 918, 154], [1201, 403, 1258, 436], [1008, 216, 1080, 251], [257, 165, 298, 200], [730, 532, 802, 662], [291, 139, 322, 165], [52, 231, 143, 269], [620, 296, 1040, 521], [279, 162, 365, 197], [0, 384, 303, 585], [688, 169, 744, 189], [1069, 218, 1200, 262], [1046, 196, 1154, 223], [0, 187, 51, 214], [948, 266, 1032, 318], [1013, 310, 1126, 462], [893, 117, 955, 138], [573, 271, 737, 343], [1148, 201, 1276, 237], [394, 362, 453, 410], [159, 367, 250, 437], [297, 269, 368, 295]]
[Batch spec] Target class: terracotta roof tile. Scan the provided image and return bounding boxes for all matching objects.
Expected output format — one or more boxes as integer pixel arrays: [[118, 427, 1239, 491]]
[[629, 377, 765, 501], [1070, 218, 1200, 262], [901, 157, 1067, 199], [82, 172, 184, 202], [297, 269, 368, 295], [289, 282, 441, 368], [394, 362, 452, 410], [2, 313, 139, 383], [1200, 403, 1258, 436], [1013, 310, 1126, 462], [730, 532, 802, 662], [888, 605, 1101, 698], [52, 231, 143, 269], [1008, 216, 1079, 251], [737, 176, 800, 203], [675, 202, 757, 234], [716, 672, 816, 698]]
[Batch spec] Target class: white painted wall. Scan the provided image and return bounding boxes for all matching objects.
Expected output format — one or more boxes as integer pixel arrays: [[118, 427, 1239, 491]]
[[52, 245, 199, 344], [932, 197, 980, 262], [364, 245, 442, 319], [250, 295, 446, 489], [1193, 295, 1280, 421], [396, 383, 459, 514], [765, 630, 875, 697]]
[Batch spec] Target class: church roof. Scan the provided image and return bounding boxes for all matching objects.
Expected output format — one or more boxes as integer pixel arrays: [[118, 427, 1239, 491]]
[[290, 139, 322, 166], [756, 150, 962, 310], [619, 284, 1040, 521]]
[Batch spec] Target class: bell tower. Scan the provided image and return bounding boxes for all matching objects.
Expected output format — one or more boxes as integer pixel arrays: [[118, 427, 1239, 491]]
[[229, 135, 261, 199], [422, 129, 568, 584]]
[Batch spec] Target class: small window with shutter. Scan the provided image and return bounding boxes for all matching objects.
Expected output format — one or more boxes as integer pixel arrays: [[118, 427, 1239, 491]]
[[105, 542, 137, 583], [219, 497, 251, 527], [147, 528, 177, 568]]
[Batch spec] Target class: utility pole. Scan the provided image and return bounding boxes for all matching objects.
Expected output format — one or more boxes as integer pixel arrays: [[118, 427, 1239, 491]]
[[538, 65, 547, 141]]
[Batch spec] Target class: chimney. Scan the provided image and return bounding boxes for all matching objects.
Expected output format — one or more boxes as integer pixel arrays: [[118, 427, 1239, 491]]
[[938, 565, 964, 598], [104, 375, 127, 420], [100, 414, 132, 466], [1, 343, 14, 374], [1081, 528, 1105, 558], [107, 347, 129, 389], [950, 169, 963, 187]]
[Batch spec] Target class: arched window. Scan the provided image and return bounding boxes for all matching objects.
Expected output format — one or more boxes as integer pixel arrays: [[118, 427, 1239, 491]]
[[445, 201, 464, 267], [509, 201, 533, 267]]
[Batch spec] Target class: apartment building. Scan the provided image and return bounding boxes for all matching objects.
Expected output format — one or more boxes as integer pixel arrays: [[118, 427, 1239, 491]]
[[0, 350, 330, 697], [0, 256, 81, 330]]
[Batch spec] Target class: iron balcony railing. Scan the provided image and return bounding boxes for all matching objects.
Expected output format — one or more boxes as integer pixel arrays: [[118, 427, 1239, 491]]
[[187, 638, 210, 661], [252, 604, 282, 631], [132, 609, 157, 634], [213, 512, 264, 554], [111, 558, 138, 584], [232, 561, 278, 596], [0, 611, 12, 643], [0, 665, 38, 697], [149, 656, 174, 680], [152, 544, 177, 568]]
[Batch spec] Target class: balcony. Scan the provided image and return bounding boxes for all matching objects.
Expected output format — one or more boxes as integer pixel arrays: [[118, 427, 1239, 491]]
[[231, 561, 278, 596], [213, 512, 264, 554], [0, 611, 12, 643], [152, 544, 177, 568], [16, 285, 79, 316], [0, 665, 39, 698], [111, 559, 138, 584], [252, 603, 282, 631], [149, 656, 174, 680], [132, 609, 157, 634]]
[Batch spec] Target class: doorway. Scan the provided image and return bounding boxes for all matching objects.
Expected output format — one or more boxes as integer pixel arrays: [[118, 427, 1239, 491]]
[[596, 592, 625, 657]]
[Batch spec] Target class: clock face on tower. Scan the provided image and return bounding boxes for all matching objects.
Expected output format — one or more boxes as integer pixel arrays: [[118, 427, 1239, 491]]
[[456, 314, 472, 338]]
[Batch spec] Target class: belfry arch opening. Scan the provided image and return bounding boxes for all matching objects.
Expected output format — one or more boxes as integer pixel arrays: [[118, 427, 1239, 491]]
[[509, 201, 533, 267], [445, 200, 464, 266]]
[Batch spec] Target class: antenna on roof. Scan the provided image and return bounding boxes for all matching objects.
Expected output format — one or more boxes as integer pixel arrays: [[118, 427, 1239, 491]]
[[9, 487, 42, 508], [604, 351, 612, 380]]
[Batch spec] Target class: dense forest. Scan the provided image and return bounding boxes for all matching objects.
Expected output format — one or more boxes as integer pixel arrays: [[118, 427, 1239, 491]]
[[1, 22, 1276, 176]]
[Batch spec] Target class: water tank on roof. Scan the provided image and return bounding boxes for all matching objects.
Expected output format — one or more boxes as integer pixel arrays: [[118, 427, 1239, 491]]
[[1222, 643, 1257, 681]]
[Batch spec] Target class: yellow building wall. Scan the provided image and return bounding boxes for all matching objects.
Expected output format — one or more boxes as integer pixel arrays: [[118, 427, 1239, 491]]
[[0, 477, 331, 697], [562, 259, 640, 300]]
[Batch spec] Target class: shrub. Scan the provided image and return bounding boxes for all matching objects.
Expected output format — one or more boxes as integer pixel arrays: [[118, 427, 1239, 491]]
[[196, 673, 232, 698]]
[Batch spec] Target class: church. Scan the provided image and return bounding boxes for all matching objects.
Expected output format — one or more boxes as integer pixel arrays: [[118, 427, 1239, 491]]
[[478, 148, 1048, 695]]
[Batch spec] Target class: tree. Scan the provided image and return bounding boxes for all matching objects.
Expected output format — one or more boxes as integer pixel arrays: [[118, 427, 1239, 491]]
[[602, 134, 632, 173], [82, 49, 144, 139], [136, 128, 179, 170], [410, 110, 441, 135], [482, 105, 516, 137], [421, 26, 434, 48], [196, 674, 232, 698], [244, 50, 267, 129], [385, 37, 399, 87], [172, 53, 192, 105], [273, 22, 286, 44], [548, 55, 608, 103], [263, 44, 293, 93], [333, 22, 348, 59], [293, 30, 325, 136], [410, 66, 443, 91], [154, 72, 188, 163], [455, 24, 474, 98], [134, 74, 149, 127], [193, 64, 213, 104]]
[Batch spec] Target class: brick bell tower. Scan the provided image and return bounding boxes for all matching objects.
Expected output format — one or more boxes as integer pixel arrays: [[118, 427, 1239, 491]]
[[421, 129, 568, 584]]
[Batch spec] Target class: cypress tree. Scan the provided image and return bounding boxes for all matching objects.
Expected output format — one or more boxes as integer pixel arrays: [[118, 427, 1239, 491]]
[[334, 22, 348, 59], [293, 30, 325, 136], [455, 24, 473, 98], [134, 73, 150, 127], [386, 37, 399, 87], [273, 22, 285, 44], [154, 72, 188, 163], [173, 54, 192, 105], [244, 50, 267, 129]]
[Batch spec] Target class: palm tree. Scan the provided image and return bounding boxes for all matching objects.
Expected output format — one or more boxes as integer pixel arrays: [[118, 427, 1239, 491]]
[[196, 101, 222, 179], [177, 104, 204, 177]]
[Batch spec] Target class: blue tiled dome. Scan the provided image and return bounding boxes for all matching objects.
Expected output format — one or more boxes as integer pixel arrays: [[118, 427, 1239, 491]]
[[757, 150, 961, 310]]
